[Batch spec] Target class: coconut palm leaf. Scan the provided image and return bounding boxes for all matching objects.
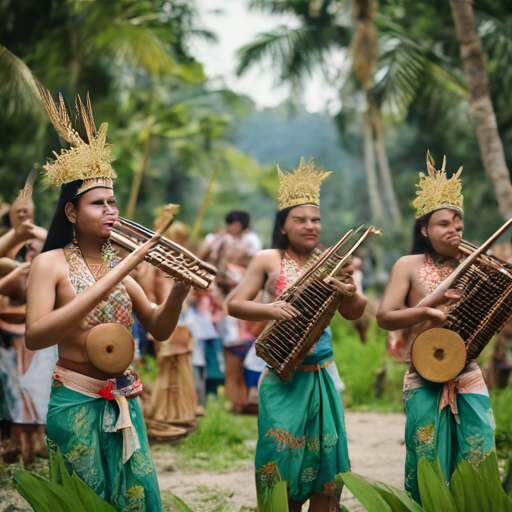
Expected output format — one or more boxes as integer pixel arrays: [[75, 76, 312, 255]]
[[0, 45, 42, 117]]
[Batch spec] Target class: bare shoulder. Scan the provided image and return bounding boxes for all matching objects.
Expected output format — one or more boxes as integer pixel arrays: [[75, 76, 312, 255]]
[[251, 249, 281, 269], [392, 254, 424, 273], [30, 249, 68, 276]]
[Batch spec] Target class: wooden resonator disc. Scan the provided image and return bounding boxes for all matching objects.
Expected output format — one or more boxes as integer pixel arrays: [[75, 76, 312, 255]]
[[411, 328, 467, 383], [0, 257, 17, 276], [85, 323, 135, 374]]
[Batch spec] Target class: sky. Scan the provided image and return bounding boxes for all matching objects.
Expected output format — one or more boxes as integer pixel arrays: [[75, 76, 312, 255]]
[[189, 0, 342, 113]]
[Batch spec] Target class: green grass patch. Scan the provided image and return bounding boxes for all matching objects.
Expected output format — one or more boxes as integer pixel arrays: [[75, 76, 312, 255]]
[[156, 394, 258, 472], [331, 316, 406, 412]]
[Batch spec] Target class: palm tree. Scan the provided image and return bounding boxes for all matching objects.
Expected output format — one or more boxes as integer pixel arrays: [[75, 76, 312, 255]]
[[448, 0, 512, 220]]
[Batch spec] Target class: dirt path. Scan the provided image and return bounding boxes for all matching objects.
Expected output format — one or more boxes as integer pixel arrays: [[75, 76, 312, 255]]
[[154, 411, 407, 511]]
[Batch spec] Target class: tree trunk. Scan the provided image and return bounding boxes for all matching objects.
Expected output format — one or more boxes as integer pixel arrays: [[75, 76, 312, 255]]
[[449, 0, 512, 220], [371, 101, 402, 223], [351, 0, 399, 224], [125, 134, 151, 220], [364, 111, 384, 223]]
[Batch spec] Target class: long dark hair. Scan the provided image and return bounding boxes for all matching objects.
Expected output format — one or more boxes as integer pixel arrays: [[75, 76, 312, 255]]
[[42, 181, 82, 252], [271, 206, 295, 249], [410, 211, 436, 255]]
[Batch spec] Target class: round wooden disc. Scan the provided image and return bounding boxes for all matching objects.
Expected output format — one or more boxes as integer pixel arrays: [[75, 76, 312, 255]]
[[0, 257, 17, 276], [85, 323, 135, 374], [411, 328, 467, 383]]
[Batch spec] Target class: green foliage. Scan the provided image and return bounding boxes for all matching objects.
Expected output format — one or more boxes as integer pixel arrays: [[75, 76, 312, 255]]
[[13, 447, 116, 512], [165, 395, 258, 471], [331, 315, 406, 412], [339, 453, 512, 512]]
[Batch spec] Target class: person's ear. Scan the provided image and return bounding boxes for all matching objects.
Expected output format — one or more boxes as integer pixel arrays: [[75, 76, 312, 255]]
[[65, 202, 77, 224], [421, 225, 428, 238]]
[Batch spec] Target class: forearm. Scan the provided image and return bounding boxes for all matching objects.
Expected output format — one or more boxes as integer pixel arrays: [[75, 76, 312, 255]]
[[338, 294, 367, 320], [0, 231, 20, 258], [146, 291, 187, 341], [376, 307, 433, 331], [228, 300, 273, 322]]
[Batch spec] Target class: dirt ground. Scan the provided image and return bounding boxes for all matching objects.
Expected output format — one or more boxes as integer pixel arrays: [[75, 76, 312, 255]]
[[154, 411, 407, 511]]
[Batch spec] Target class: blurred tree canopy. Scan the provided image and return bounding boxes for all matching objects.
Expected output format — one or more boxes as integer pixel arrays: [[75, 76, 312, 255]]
[[1, 0, 512, 266]]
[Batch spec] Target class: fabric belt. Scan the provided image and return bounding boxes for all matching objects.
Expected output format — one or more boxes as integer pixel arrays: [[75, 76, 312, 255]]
[[52, 365, 142, 464], [299, 358, 334, 372]]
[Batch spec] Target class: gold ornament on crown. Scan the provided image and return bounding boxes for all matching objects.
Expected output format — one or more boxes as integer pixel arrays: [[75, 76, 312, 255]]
[[38, 86, 116, 194], [277, 155, 331, 211], [16, 166, 37, 201], [413, 151, 463, 219]]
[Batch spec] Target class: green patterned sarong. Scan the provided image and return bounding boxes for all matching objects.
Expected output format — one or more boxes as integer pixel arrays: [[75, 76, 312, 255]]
[[255, 327, 350, 509], [46, 370, 161, 512], [403, 362, 495, 504]]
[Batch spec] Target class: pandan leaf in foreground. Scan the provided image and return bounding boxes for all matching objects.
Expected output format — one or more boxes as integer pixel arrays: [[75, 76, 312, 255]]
[[374, 481, 423, 512], [13, 446, 117, 512], [417, 457, 456, 512], [337, 472, 392, 512]]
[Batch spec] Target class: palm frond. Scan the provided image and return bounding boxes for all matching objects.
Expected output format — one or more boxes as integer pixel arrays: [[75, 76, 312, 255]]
[[237, 23, 350, 85], [0, 46, 42, 117]]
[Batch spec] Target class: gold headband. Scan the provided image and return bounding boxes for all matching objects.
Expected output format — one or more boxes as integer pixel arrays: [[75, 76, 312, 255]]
[[413, 151, 463, 219], [277, 155, 331, 211]]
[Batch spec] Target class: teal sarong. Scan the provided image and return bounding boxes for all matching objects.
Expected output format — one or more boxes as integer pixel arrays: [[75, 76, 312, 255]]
[[46, 373, 161, 512], [255, 327, 350, 508], [403, 362, 495, 504]]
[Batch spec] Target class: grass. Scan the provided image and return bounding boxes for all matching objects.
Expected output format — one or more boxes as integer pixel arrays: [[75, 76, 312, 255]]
[[331, 315, 407, 412], [154, 393, 258, 472]]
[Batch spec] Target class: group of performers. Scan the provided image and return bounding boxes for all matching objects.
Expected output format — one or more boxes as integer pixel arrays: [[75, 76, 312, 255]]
[[0, 86, 501, 512]]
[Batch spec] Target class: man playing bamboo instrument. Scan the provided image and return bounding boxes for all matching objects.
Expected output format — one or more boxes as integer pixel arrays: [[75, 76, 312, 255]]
[[228, 156, 367, 512], [376, 152, 495, 504], [25, 89, 190, 511]]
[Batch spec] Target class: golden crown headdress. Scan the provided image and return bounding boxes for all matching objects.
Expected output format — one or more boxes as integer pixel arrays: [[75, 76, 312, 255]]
[[38, 86, 116, 196], [277, 155, 331, 211], [413, 151, 463, 219]]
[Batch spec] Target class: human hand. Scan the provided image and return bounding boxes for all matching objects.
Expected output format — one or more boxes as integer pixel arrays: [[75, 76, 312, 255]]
[[170, 280, 191, 301], [324, 276, 356, 297], [268, 301, 300, 321], [424, 307, 447, 328], [15, 220, 37, 242]]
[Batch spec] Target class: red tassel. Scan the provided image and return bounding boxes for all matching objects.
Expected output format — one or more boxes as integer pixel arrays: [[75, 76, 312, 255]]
[[99, 381, 115, 400]]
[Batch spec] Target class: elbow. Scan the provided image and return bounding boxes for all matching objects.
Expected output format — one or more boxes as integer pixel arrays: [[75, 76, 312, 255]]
[[226, 300, 239, 319], [25, 331, 37, 351], [376, 311, 391, 331]]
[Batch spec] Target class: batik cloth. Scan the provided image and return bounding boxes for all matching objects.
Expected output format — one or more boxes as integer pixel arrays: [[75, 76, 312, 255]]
[[255, 250, 350, 510], [46, 366, 161, 512], [403, 361, 495, 504]]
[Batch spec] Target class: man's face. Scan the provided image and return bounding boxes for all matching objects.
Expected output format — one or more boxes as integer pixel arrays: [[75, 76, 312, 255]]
[[226, 220, 243, 237], [9, 199, 34, 229], [422, 209, 463, 257], [282, 205, 321, 252]]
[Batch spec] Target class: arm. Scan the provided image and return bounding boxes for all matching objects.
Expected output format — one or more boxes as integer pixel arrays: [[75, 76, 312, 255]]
[[0, 230, 21, 258], [376, 258, 444, 331], [25, 239, 157, 350], [125, 276, 190, 342], [228, 251, 299, 322]]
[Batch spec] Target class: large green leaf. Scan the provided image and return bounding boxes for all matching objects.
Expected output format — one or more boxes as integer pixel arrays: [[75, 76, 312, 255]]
[[451, 461, 495, 512], [338, 472, 392, 512], [417, 458, 456, 512], [375, 482, 424, 512], [12, 471, 55, 512], [270, 481, 289, 512], [166, 493, 196, 512], [14, 469, 88, 512], [476, 451, 512, 512]]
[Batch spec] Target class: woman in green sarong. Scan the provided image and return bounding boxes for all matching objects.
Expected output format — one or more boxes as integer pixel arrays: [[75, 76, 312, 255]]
[[26, 88, 190, 511], [228, 156, 368, 512], [377, 152, 496, 504]]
